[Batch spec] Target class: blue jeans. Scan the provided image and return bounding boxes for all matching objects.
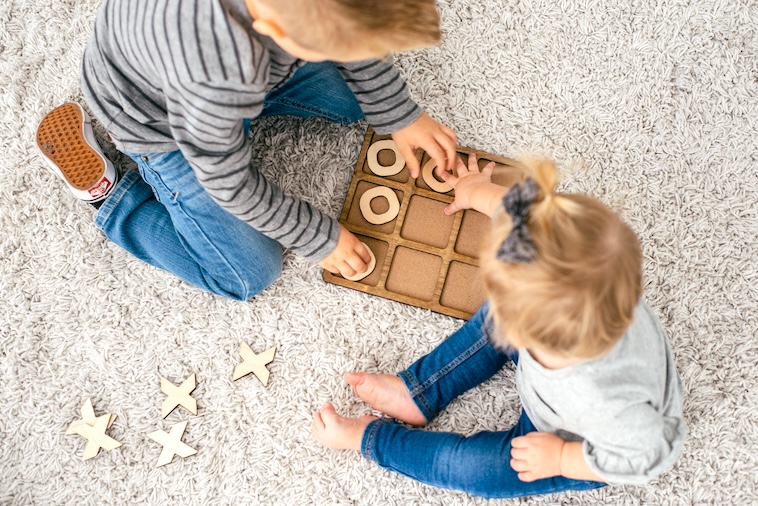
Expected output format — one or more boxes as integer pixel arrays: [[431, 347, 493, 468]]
[[361, 304, 606, 499], [95, 62, 364, 300]]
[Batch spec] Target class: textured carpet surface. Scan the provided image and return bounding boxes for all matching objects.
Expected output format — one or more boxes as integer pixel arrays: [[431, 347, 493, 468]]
[[1, 0, 757, 504]]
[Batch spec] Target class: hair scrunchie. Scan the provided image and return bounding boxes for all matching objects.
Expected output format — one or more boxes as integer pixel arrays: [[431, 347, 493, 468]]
[[495, 178, 540, 263]]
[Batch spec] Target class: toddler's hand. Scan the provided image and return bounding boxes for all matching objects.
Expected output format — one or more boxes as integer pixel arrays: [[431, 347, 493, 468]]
[[391, 112, 457, 179], [510, 432, 565, 482], [439, 153, 497, 215], [318, 224, 372, 278]]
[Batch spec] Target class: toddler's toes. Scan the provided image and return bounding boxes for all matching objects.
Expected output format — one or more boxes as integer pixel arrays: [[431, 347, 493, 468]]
[[344, 372, 365, 392], [311, 403, 375, 451], [312, 411, 325, 432], [319, 402, 338, 422]]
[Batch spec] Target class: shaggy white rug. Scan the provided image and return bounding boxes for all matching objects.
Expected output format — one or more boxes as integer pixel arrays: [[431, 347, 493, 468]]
[[1, 0, 756, 504]]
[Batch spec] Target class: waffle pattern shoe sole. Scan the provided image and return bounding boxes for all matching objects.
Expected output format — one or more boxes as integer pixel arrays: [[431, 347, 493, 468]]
[[36, 102, 118, 204]]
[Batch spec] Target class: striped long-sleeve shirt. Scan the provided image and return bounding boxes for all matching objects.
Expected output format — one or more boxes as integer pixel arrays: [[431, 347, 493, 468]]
[[81, 0, 422, 261]]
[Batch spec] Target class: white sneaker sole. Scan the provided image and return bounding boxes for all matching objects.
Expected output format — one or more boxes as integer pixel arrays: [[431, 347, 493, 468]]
[[36, 102, 117, 203]]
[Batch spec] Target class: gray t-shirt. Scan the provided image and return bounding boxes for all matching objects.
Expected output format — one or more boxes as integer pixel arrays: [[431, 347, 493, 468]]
[[81, 0, 421, 262], [515, 301, 687, 484]]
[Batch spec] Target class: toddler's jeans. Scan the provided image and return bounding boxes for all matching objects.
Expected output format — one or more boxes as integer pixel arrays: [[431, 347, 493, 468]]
[[361, 304, 606, 499]]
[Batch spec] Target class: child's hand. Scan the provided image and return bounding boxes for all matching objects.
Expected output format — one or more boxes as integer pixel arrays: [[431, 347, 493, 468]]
[[318, 224, 372, 278], [510, 432, 566, 482], [438, 153, 499, 216], [391, 112, 457, 179]]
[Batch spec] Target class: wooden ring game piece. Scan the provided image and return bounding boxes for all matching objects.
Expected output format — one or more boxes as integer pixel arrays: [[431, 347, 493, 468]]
[[343, 242, 377, 282], [360, 186, 400, 225], [421, 159, 453, 193], [367, 139, 405, 176]]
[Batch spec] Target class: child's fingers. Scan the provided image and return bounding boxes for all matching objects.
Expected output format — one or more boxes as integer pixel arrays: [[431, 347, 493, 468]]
[[436, 132, 457, 171], [320, 261, 339, 274], [444, 200, 463, 216], [482, 161, 496, 177], [398, 144, 420, 178], [454, 155, 468, 175], [356, 242, 372, 264], [437, 169, 458, 186], [439, 123, 457, 143], [338, 260, 357, 278], [510, 458, 527, 472], [517, 471, 537, 482], [425, 144, 449, 179], [511, 435, 527, 448], [467, 152, 479, 172], [345, 249, 368, 274], [510, 447, 527, 460]]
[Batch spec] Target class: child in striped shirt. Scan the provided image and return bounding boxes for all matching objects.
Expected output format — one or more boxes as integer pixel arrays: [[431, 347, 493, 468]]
[[37, 0, 457, 300]]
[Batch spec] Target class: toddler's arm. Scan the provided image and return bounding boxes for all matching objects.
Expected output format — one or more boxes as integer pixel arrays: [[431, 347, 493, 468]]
[[439, 153, 509, 217]]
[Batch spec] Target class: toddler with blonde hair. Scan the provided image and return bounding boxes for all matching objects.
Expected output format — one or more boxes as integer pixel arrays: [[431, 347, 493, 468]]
[[312, 155, 687, 499]]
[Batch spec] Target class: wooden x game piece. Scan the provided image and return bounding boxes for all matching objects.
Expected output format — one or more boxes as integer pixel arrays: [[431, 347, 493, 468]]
[[147, 420, 197, 467], [160, 373, 197, 418], [66, 398, 116, 434], [232, 343, 276, 386], [67, 406, 122, 460]]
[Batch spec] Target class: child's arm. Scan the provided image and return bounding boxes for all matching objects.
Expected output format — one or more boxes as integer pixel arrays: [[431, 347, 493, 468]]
[[510, 432, 605, 482], [336, 59, 457, 178], [438, 153, 509, 217]]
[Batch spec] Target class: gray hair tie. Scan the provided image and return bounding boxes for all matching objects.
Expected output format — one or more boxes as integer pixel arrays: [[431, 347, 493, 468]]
[[495, 178, 539, 263]]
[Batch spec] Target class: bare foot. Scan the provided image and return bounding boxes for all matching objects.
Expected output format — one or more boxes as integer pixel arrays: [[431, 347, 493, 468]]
[[344, 372, 427, 426], [312, 403, 377, 450]]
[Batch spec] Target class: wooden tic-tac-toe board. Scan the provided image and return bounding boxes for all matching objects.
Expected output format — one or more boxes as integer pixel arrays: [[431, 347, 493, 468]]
[[323, 128, 523, 320]]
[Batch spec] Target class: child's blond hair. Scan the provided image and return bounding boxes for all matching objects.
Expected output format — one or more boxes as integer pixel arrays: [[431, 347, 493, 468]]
[[260, 0, 441, 54], [481, 160, 642, 358]]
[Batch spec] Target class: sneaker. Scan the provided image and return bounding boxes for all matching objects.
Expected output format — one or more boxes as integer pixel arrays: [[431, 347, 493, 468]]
[[36, 102, 118, 205]]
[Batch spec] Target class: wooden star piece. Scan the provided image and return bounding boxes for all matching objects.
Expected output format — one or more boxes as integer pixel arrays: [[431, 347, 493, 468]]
[[232, 343, 276, 386], [160, 373, 197, 418], [147, 420, 197, 467], [66, 399, 122, 460]]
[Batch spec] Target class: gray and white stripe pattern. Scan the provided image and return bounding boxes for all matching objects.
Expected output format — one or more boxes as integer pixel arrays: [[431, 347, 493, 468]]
[[81, 0, 421, 261]]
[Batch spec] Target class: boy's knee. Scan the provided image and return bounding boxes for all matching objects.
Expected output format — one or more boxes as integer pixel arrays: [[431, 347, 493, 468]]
[[238, 253, 283, 301], [218, 249, 283, 301]]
